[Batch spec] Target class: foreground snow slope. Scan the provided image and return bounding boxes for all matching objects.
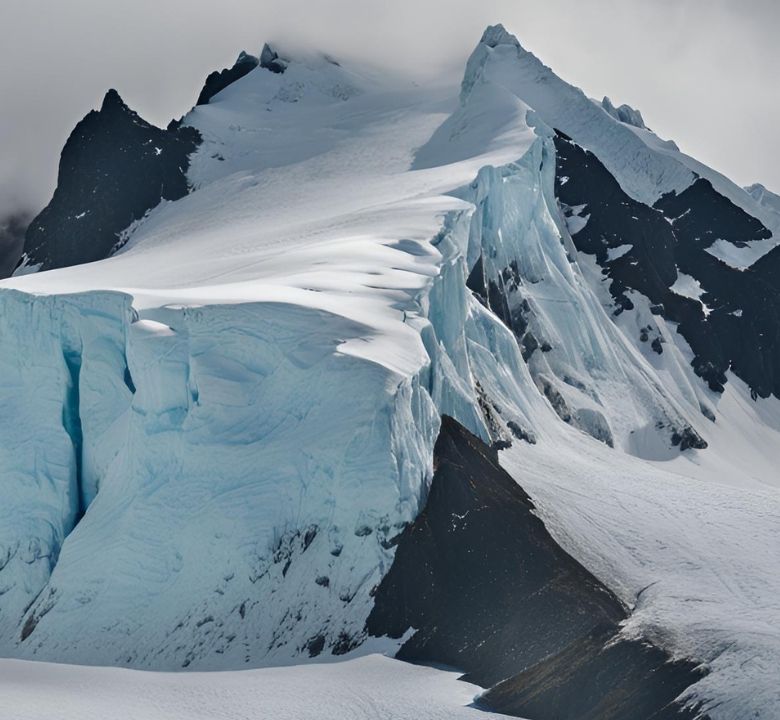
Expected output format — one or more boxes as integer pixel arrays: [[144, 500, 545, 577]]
[[0, 24, 778, 719], [0, 654, 512, 720], [505, 418, 780, 718]]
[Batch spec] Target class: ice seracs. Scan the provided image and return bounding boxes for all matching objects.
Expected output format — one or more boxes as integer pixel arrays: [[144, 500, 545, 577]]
[[601, 95, 647, 129], [745, 181, 780, 224]]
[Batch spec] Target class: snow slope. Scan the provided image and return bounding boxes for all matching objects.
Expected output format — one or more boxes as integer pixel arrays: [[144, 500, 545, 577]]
[[0, 654, 511, 720], [462, 25, 778, 243], [746, 182, 780, 226], [503, 421, 780, 718], [0, 24, 779, 720]]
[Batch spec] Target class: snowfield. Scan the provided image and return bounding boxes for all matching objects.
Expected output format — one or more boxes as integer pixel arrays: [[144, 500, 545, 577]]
[[505, 416, 780, 717], [0, 654, 512, 720], [0, 24, 779, 720]]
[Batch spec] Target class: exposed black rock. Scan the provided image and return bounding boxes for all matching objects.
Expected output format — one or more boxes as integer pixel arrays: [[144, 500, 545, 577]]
[[0, 211, 31, 278], [21, 90, 201, 271], [506, 419, 534, 444], [465, 252, 487, 300], [259, 43, 288, 74], [554, 131, 780, 399], [196, 51, 259, 106], [305, 634, 325, 658], [671, 427, 708, 452], [536, 374, 573, 424], [480, 624, 707, 720], [367, 416, 706, 718]]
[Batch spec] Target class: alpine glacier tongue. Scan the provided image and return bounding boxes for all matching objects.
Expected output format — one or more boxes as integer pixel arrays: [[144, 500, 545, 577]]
[[0, 24, 778, 720]]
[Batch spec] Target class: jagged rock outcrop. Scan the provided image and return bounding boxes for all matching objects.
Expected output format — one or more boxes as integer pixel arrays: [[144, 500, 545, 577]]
[[259, 43, 288, 74], [196, 51, 259, 105], [19, 90, 200, 272], [368, 416, 707, 719], [554, 131, 780, 398]]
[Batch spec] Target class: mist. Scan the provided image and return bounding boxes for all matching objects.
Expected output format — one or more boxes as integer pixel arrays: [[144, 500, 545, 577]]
[[1, 0, 778, 221]]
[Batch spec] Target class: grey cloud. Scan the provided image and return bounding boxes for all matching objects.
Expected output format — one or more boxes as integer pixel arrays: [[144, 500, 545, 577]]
[[0, 0, 777, 220]]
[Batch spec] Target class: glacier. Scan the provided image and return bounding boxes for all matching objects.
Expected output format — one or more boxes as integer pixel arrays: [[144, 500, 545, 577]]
[[0, 23, 779, 720]]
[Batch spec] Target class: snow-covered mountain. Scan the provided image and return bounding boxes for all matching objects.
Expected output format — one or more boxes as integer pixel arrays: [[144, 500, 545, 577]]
[[746, 182, 780, 224], [1, 24, 779, 720]]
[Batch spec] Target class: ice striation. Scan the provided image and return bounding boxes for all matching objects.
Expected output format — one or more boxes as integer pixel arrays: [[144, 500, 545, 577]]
[[0, 291, 442, 666]]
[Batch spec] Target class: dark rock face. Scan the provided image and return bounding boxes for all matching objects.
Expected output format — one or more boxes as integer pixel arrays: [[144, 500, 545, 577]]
[[554, 132, 780, 398], [21, 90, 201, 271], [0, 211, 31, 278], [196, 51, 259, 106], [259, 44, 288, 74], [367, 416, 705, 718], [481, 624, 707, 720]]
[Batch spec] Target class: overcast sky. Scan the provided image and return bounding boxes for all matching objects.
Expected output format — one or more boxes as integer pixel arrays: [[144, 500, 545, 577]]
[[1, 0, 778, 218]]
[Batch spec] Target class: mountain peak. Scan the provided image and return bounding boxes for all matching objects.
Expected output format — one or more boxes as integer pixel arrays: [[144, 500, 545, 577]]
[[196, 51, 259, 105], [100, 88, 127, 112], [480, 23, 521, 49], [260, 43, 288, 74], [235, 50, 258, 66]]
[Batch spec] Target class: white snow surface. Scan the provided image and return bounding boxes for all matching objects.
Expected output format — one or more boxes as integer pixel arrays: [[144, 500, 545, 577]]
[[746, 182, 780, 217], [606, 243, 632, 261], [670, 270, 711, 315], [703, 237, 775, 270], [0, 24, 778, 720], [0, 654, 511, 720]]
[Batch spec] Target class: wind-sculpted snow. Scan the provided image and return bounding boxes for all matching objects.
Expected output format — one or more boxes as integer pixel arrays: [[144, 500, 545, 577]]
[[745, 182, 780, 232], [600, 96, 646, 129], [0, 654, 512, 720]]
